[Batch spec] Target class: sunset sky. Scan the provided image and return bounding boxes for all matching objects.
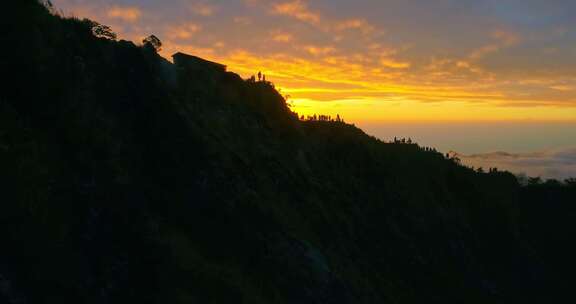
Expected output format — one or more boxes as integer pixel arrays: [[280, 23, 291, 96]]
[[52, 0, 576, 178]]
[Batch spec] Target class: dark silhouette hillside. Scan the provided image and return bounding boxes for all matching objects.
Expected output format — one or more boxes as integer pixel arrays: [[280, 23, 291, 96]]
[[2, 1, 575, 303]]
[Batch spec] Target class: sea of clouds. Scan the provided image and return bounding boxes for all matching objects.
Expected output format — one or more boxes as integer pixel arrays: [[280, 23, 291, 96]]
[[456, 147, 576, 180]]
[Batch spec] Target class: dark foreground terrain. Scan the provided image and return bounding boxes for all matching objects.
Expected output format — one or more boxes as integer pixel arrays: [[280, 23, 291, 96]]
[[2, 1, 576, 303]]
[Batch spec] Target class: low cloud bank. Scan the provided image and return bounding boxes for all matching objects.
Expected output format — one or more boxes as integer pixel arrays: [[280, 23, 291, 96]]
[[456, 147, 576, 180]]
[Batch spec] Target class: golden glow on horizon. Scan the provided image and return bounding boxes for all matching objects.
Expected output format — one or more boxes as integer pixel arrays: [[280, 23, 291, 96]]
[[52, 0, 576, 123], [162, 46, 575, 122], [286, 98, 576, 122]]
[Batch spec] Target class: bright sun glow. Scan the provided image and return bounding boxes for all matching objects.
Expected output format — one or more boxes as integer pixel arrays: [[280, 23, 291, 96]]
[[53, 0, 576, 123]]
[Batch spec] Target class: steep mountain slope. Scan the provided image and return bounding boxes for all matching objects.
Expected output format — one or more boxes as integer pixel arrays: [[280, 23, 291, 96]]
[[2, 1, 575, 303]]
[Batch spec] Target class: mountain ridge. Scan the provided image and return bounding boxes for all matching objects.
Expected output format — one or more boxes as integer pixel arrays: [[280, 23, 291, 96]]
[[2, 1, 576, 303]]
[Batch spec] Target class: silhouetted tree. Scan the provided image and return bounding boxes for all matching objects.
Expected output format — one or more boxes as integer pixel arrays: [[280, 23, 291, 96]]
[[143, 35, 162, 52], [84, 19, 117, 40], [40, 0, 53, 8], [40, 0, 56, 13], [528, 177, 543, 185], [544, 179, 562, 186]]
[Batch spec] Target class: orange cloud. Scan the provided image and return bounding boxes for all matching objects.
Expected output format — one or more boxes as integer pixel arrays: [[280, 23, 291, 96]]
[[492, 30, 520, 46], [191, 3, 217, 16], [166, 23, 201, 40], [272, 0, 320, 24], [469, 44, 500, 60], [305, 46, 336, 55], [335, 19, 376, 35], [233, 16, 252, 25], [456, 60, 484, 74], [243, 0, 262, 6], [381, 58, 411, 69], [272, 32, 294, 43], [550, 85, 574, 92], [469, 29, 520, 60], [106, 6, 141, 22]]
